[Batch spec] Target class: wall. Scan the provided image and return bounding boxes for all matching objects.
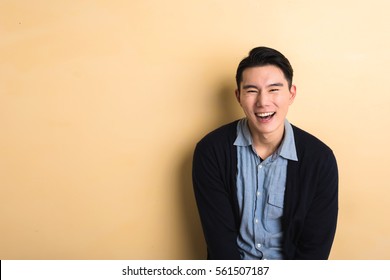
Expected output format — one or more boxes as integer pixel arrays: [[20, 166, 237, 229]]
[[1, 0, 389, 259]]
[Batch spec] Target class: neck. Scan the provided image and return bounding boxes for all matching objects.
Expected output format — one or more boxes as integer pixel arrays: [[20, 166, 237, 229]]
[[249, 125, 285, 160]]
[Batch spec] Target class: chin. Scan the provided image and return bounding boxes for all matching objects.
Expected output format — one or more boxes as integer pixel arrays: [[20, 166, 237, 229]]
[[251, 120, 283, 135]]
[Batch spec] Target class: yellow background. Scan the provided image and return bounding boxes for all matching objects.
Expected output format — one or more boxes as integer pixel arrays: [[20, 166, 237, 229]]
[[1, 0, 389, 259]]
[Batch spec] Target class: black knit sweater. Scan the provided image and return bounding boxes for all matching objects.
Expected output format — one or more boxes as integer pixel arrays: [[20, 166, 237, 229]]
[[192, 120, 338, 259]]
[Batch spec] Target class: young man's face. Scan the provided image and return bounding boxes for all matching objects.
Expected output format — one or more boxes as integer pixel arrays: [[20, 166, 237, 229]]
[[235, 65, 296, 139]]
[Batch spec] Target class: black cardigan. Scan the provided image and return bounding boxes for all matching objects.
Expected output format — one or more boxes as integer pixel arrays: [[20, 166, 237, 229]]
[[192, 120, 338, 260]]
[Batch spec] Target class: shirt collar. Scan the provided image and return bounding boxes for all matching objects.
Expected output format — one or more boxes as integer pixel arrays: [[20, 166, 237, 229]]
[[234, 118, 298, 161], [278, 119, 298, 161], [234, 118, 253, 146]]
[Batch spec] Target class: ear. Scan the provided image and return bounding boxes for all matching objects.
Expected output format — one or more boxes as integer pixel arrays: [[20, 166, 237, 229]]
[[235, 89, 241, 104], [288, 85, 297, 105]]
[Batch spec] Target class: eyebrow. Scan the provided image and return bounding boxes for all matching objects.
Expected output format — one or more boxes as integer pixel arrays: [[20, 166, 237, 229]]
[[242, 85, 258, 90], [267, 83, 284, 87], [242, 82, 284, 90]]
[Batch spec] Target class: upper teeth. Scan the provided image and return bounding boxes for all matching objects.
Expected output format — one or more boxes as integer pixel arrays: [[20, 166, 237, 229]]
[[256, 112, 274, 117]]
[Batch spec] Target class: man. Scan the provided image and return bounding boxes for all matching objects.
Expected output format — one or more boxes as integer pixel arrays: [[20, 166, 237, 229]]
[[192, 47, 338, 260]]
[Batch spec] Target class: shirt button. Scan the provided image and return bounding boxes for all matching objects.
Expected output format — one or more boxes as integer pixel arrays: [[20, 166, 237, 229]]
[[258, 165, 262, 169], [257, 243, 262, 248], [257, 191, 261, 196], [255, 219, 258, 223]]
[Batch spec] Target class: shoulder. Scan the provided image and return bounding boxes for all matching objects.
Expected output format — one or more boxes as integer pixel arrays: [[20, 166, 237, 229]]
[[196, 120, 239, 150], [291, 124, 335, 160], [290, 124, 338, 192], [193, 120, 239, 175]]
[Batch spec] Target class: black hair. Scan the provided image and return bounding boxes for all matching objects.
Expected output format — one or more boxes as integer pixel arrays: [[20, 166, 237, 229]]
[[235, 46, 294, 90]]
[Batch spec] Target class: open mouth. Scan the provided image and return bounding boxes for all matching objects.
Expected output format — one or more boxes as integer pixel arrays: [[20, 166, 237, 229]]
[[255, 112, 276, 121]]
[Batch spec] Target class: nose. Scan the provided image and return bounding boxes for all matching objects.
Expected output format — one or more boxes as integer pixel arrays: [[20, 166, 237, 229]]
[[256, 92, 269, 107]]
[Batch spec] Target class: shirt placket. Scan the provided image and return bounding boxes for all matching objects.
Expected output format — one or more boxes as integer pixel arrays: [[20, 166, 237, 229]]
[[253, 155, 266, 255]]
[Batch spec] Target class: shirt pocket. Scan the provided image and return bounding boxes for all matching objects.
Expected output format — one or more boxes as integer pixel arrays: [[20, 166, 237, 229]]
[[265, 193, 284, 233], [267, 193, 284, 217]]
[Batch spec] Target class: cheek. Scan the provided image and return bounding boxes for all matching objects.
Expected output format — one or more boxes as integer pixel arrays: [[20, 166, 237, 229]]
[[239, 97, 252, 108], [243, 95, 258, 103], [275, 96, 291, 108]]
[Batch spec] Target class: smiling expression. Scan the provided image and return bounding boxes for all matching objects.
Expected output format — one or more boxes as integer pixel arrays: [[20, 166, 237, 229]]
[[235, 65, 296, 140]]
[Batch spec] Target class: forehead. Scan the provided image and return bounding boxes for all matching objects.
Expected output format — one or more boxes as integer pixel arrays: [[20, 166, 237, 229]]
[[241, 65, 287, 85]]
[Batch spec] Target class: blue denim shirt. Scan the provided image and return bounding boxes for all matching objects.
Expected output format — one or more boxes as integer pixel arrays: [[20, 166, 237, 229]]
[[234, 118, 298, 260]]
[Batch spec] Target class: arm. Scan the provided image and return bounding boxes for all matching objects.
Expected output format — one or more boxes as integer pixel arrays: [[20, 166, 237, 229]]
[[294, 151, 339, 259], [192, 142, 241, 260]]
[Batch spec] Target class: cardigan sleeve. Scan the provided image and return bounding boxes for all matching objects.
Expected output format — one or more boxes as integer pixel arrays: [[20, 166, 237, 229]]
[[192, 140, 241, 260], [294, 149, 339, 259]]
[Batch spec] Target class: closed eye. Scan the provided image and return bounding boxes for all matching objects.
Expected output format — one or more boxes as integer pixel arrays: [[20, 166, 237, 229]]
[[267, 82, 284, 93], [242, 85, 259, 94], [245, 90, 258, 94]]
